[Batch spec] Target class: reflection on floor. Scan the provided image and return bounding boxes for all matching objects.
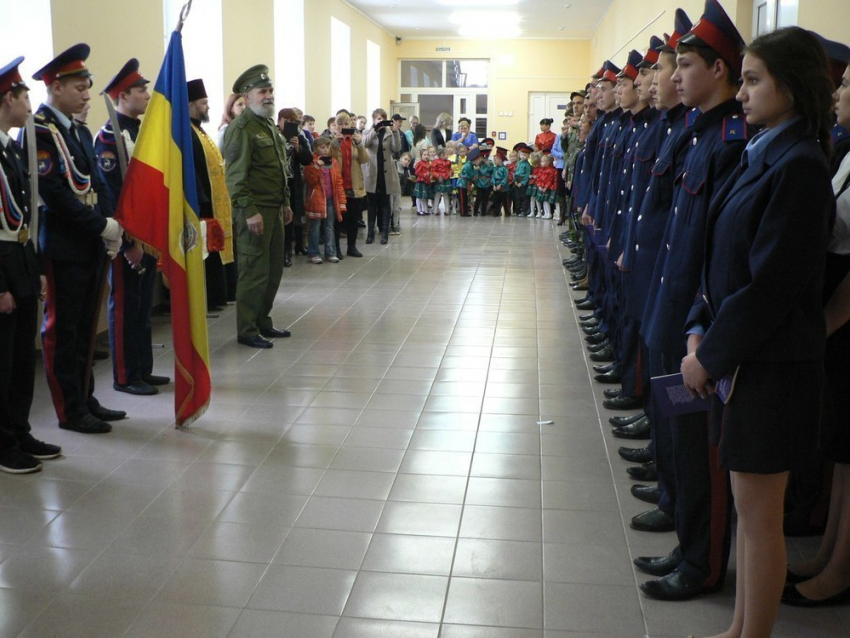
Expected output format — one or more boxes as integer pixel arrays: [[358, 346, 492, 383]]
[[0, 213, 844, 637]]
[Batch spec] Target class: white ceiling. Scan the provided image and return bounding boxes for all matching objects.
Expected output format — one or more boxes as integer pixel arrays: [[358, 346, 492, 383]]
[[344, 0, 615, 40]]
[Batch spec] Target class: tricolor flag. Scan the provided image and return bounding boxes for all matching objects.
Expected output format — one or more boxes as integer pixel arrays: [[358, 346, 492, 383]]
[[114, 31, 211, 427]]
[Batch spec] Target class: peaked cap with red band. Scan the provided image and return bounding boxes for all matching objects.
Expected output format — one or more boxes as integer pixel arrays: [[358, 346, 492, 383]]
[[102, 58, 149, 100], [600, 60, 621, 84], [0, 57, 29, 94], [617, 50, 644, 80], [678, 0, 745, 75], [32, 43, 93, 86], [638, 36, 664, 69], [659, 9, 693, 53]]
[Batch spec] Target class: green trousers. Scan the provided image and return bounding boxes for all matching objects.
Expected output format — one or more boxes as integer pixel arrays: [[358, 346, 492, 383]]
[[235, 206, 284, 338]]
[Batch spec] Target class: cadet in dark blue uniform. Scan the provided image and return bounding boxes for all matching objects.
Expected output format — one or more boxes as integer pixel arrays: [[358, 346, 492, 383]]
[[95, 59, 169, 397], [26, 44, 126, 434], [639, 0, 753, 601], [620, 16, 694, 521], [0, 57, 62, 473], [681, 27, 835, 635]]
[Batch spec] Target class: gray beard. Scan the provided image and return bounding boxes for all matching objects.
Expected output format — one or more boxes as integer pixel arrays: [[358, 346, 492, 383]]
[[249, 102, 275, 119], [200, 111, 210, 123]]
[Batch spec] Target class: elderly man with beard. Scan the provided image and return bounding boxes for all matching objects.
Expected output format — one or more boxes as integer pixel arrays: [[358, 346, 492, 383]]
[[224, 65, 293, 349]]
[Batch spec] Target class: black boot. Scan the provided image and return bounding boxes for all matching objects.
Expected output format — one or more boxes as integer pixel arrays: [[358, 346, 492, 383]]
[[380, 230, 389, 245]]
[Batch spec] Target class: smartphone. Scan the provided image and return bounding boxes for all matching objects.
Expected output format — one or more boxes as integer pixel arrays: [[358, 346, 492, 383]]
[[319, 156, 333, 165], [282, 121, 300, 139]]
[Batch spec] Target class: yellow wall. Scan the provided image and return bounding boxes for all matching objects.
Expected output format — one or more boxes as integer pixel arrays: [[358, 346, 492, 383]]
[[590, 0, 849, 74], [394, 38, 591, 145], [798, 0, 850, 45], [50, 0, 165, 131]]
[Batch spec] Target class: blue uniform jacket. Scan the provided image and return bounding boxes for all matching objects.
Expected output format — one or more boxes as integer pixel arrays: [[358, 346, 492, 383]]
[[642, 98, 752, 358], [596, 111, 632, 249], [687, 118, 834, 379], [26, 106, 112, 263], [620, 108, 664, 271], [609, 107, 659, 262], [575, 114, 606, 209], [627, 103, 690, 322]]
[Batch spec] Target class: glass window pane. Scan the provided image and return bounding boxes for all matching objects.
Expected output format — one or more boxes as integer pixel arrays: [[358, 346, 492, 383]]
[[476, 94, 488, 114], [475, 117, 488, 138], [446, 60, 489, 88], [400, 60, 443, 88], [418, 94, 454, 130]]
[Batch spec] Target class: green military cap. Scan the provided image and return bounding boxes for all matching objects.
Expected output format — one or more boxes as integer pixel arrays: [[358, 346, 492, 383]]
[[232, 64, 272, 94]]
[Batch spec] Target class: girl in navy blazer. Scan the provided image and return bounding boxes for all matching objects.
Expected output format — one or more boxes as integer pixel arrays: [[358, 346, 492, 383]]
[[680, 27, 836, 637]]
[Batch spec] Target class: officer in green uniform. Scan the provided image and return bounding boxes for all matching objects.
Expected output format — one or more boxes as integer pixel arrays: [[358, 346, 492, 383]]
[[224, 65, 293, 349]]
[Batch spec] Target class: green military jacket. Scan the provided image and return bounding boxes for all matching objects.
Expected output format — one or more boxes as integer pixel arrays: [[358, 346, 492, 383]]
[[564, 126, 582, 184], [224, 108, 290, 218]]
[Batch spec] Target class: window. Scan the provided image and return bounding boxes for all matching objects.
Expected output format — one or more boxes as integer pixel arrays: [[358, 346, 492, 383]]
[[400, 60, 443, 88], [446, 60, 489, 88], [275, 0, 306, 108], [366, 40, 381, 112], [0, 0, 53, 111], [164, 0, 224, 126], [330, 17, 351, 114]]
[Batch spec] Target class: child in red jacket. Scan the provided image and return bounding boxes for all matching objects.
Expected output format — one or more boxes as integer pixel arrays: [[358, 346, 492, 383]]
[[432, 146, 453, 215], [413, 147, 435, 216], [534, 153, 558, 220], [303, 137, 347, 263]]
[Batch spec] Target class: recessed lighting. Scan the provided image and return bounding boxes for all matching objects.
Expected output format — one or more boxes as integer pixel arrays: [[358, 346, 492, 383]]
[[558, 27, 565, 30], [564, 4, 572, 8]]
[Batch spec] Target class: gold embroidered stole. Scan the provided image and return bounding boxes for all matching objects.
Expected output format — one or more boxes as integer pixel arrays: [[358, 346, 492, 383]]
[[192, 123, 233, 264]]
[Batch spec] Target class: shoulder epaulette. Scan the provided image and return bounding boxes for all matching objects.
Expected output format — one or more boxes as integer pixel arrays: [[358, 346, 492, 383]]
[[832, 124, 848, 145], [685, 108, 700, 128], [722, 113, 748, 143]]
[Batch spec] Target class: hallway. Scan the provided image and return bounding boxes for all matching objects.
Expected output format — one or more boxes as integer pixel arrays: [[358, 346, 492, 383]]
[[0, 214, 845, 637]]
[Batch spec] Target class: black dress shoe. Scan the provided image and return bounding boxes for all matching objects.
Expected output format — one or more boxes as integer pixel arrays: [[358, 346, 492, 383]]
[[627, 460, 658, 481], [380, 232, 389, 244], [609, 411, 645, 426], [88, 404, 127, 421], [782, 583, 850, 607], [579, 319, 599, 329], [631, 484, 661, 504], [585, 333, 606, 346], [60, 414, 112, 434], [618, 446, 651, 463], [580, 313, 596, 321], [571, 283, 589, 291], [586, 340, 610, 353], [347, 247, 363, 258], [17, 434, 62, 460], [365, 234, 375, 244], [583, 325, 602, 336], [284, 256, 292, 267], [593, 362, 615, 373], [631, 507, 675, 532], [588, 346, 615, 362], [603, 394, 642, 411], [575, 299, 595, 311], [634, 553, 679, 577], [594, 369, 622, 384], [143, 374, 171, 386], [260, 327, 291, 338], [113, 380, 158, 396], [238, 335, 274, 349], [640, 570, 717, 601], [603, 388, 621, 399], [570, 270, 587, 281], [612, 416, 652, 440]]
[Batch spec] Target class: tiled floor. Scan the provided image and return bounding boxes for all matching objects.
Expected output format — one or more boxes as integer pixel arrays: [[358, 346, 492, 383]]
[[1, 213, 847, 637]]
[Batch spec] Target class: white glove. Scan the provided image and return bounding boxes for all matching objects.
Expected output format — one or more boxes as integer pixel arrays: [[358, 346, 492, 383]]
[[104, 236, 122, 259], [100, 217, 123, 242]]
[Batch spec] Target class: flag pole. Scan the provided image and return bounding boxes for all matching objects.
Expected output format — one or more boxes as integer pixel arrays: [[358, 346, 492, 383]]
[[175, 0, 193, 32]]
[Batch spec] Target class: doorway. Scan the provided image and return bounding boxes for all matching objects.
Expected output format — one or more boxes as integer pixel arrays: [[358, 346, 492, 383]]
[[528, 92, 571, 141]]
